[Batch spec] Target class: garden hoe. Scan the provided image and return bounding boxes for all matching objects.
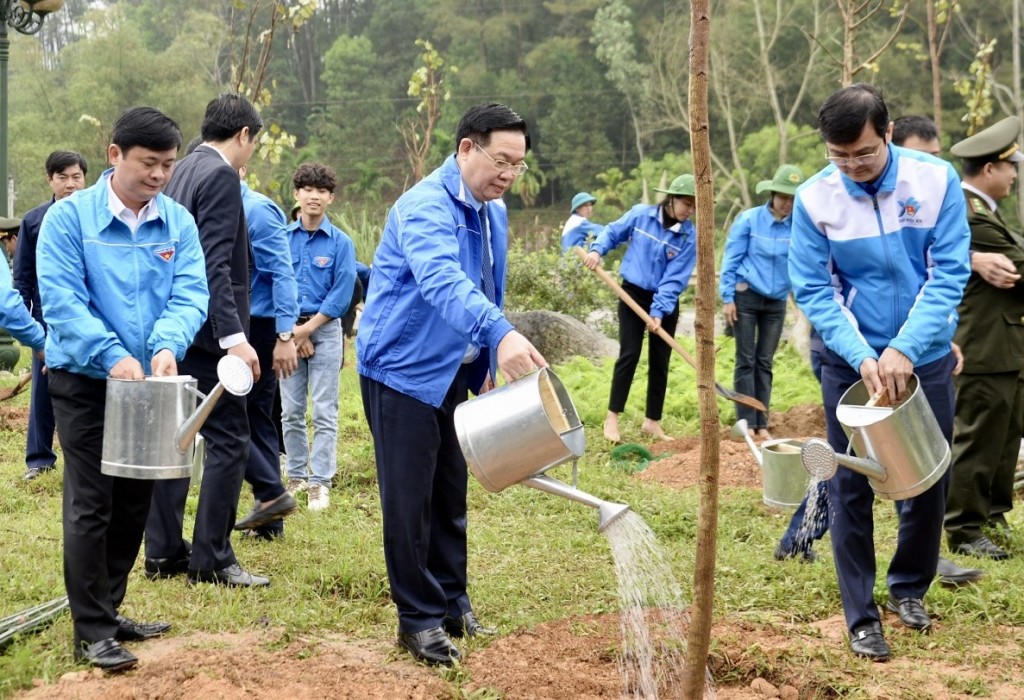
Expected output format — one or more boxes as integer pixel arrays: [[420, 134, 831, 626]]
[[573, 246, 766, 412]]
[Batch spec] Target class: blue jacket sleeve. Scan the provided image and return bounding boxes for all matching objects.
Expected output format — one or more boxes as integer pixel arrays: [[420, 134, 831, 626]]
[[0, 262, 44, 351], [651, 222, 697, 319], [590, 209, 636, 256], [788, 200, 877, 371], [888, 175, 970, 363], [249, 199, 299, 333], [147, 219, 210, 359], [317, 234, 357, 320], [399, 199, 513, 351], [719, 210, 753, 303]]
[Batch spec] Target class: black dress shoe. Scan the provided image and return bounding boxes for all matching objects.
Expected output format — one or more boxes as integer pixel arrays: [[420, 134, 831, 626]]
[[397, 626, 460, 666], [885, 595, 931, 631], [936, 556, 984, 587], [233, 493, 298, 531], [773, 543, 817, 563], [849, 622, 890, 661], [187, 563, 270, 587], [443, 611, 497, 638], [115, 614, 171, 641], [74, 638, 138, 672], [23, 465, 55, 481], [952, 536, 1010, 561], [144, 541, 193, 580]]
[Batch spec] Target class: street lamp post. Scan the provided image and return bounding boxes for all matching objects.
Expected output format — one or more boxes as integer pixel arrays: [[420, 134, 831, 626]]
[[1, 0, 64, 216]]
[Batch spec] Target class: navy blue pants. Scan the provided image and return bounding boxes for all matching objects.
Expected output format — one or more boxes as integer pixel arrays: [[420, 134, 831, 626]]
[[243, 316, 286, 536], [820, 347, 954, 633], [26, 353, 57, 469], [360, 371, 471, 633]]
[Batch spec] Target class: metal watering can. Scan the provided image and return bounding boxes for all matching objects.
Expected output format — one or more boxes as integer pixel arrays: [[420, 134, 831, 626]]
[[731, 419, 809, 509], [454, 368, 630, 532], [799, 374, 950, 500], [100, 355, 254, 480]]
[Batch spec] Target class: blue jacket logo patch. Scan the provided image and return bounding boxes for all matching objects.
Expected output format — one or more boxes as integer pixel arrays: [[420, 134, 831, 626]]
[[898, 197, 920, 219], [314, 256, 332, 268], [155, 247, 175, 262]]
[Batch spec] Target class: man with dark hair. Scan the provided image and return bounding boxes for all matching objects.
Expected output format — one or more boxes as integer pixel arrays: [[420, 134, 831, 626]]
[[37, 106, 208, 671], [14, 149, 88, 481], [358, 103, 546, 666], [280, 163, 355, 512], [144, 93, 268, 587], [789, 84, 970, 660], [944, 116, 1024, 562]]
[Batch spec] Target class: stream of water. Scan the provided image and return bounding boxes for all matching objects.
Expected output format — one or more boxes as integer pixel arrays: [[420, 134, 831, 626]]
[[603, 510, 715, 700]]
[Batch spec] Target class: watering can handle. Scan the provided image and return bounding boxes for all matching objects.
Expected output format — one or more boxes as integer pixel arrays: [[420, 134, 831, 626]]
[[865, 390, 890, 408]]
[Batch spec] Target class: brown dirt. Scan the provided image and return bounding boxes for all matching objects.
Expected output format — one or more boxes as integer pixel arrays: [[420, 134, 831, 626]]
[[0, 406, 30, 432]]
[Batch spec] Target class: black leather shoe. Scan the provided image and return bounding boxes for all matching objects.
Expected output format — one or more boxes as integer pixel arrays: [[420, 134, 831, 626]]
[[885, 595, 931, 631], [397, 626, 461, 666], [23, 466, 55, 481], [74, 638, 138, 672], [233, 493, 298, 531], [952, 536, 1010, 561], [773, 543, 817, 563], [144, 541, 192, 580], [115, 615, 171, 641], [187, 563, 270, 587], [936, 556, 984, 587], [443, 611, 497, 638], [849, 622, 890, 661]]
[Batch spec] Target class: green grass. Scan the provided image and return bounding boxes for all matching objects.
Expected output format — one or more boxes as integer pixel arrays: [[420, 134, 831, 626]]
[[1, 341, 1024, 698]]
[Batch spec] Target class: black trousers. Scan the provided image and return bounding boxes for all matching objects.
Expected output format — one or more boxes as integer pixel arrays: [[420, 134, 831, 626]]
[[245, 317, 285, 503], [145, 345, 250, 571], [608, 280, 680, 420], [360, 372, 471, 633], [50, 369, 155, 648]]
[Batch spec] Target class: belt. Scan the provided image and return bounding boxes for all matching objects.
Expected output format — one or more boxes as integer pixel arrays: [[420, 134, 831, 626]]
[[296, 315, 313, 325]]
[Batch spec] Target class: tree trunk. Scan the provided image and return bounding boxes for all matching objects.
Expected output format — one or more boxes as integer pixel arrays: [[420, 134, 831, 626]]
[[683, 1, 719, 698]]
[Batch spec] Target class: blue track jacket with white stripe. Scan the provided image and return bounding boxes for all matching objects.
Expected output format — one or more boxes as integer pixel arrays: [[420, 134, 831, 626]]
[[788, 144, 970, 372]]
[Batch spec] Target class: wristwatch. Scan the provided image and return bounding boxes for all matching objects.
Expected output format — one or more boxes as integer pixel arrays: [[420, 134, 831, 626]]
[[277, 332, 294, 342]]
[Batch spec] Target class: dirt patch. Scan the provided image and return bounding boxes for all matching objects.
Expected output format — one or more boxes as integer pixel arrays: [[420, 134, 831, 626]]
[[635, 404, 826, 492], [18, 614, 1024, 699], [0, 406, 30, 432]]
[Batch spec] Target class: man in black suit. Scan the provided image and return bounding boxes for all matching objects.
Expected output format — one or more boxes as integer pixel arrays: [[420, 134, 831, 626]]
[[144, 93, 269, 587]]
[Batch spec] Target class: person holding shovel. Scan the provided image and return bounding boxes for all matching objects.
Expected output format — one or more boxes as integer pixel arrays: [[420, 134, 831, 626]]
[[584, 174, 698, 443], [789, 84, 970, 661], [720, 164, 804, 440]]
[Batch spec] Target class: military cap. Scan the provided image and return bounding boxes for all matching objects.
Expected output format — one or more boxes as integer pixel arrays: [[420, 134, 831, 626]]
[[654, 174, 696, 197], [755, 164, 805, 196], [950, 116, 1024, 163], [0, 216, 21, 234]]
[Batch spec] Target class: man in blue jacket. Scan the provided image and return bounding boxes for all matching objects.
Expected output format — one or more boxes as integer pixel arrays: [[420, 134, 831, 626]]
[[358, 103, 546, 666], [37, 107, 209, 671], [789, 84, 970, 661]]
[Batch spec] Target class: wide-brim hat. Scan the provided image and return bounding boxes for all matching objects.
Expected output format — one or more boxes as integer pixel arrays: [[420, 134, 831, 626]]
[[950, 116, 1024, 163], [756, 164, 805, 196], [654, 174, 695, 197], [570, 192, 597, 213], [0, 216, 21, 234]]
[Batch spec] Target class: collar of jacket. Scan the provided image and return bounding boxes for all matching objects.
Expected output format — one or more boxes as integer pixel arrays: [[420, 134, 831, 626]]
[[834, 142, 900, 198]]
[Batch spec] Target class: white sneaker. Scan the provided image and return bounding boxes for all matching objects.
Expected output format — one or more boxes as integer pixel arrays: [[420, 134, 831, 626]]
[[308, 484, 330, 511], [286, 478, 309, 495]]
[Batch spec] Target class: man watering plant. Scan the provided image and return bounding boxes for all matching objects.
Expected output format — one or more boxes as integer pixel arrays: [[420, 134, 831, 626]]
[[358, 103, 547, 667], [788, 84, 969, 661], [37, 107, 209, 671]]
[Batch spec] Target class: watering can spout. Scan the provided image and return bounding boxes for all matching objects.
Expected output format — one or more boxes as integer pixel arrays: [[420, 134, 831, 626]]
[[523, 475, 631, 532], [800, 437, 888, 482], [731, 419, 762, 467]]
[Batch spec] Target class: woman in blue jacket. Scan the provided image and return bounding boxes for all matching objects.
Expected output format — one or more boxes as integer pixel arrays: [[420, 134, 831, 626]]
[[584, 175, 697, 443], [719, 164, 804, 438]]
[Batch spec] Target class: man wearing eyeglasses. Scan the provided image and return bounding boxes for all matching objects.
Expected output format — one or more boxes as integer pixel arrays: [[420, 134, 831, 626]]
[[358, 103, 547, 667], [788, 84, 970, 661]]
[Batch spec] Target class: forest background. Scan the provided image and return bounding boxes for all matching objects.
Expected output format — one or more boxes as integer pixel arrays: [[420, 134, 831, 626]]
[[6, 0, 1024, 262]]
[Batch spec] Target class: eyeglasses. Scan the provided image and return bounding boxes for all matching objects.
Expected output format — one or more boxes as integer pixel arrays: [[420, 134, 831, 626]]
[[826, 142, 885, 167], [474, 143, 529, 176]]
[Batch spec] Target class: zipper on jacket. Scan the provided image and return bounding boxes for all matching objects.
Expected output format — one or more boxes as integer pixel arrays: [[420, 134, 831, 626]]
[[873, 196, 900, 339]]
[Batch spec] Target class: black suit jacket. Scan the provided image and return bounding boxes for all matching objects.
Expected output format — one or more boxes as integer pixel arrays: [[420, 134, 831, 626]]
[[164, 145, 250, 354]]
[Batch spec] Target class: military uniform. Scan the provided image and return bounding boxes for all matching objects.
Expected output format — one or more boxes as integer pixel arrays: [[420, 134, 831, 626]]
[[945, 117, 1024, 555]]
